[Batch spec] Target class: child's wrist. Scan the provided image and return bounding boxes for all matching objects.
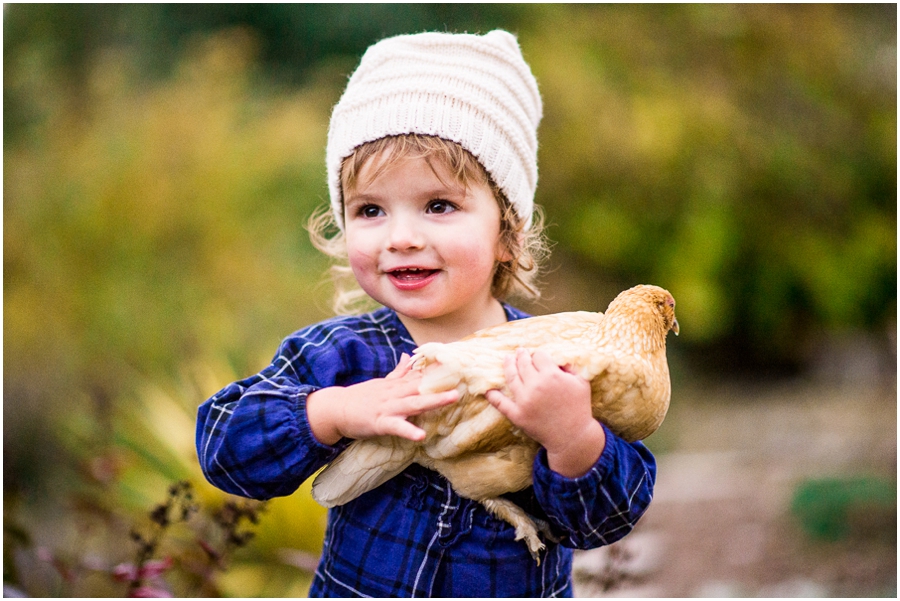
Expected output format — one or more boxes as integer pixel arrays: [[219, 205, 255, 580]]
[[306, 387, 344, 446], [545, 419, 606, 479]]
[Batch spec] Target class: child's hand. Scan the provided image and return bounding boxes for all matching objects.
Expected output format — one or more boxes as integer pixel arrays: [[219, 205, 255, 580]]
[[307, 354, 459, 446], [485, 349, 605, 478]]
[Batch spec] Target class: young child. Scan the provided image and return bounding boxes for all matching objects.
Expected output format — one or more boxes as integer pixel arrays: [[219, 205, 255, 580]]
[[197, 30, 656, 597]]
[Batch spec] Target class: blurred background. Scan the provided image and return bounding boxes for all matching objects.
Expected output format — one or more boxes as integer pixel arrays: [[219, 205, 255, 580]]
[[4, 4, 896, 597]]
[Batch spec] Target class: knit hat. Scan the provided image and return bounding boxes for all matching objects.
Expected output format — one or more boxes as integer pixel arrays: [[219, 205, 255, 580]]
[[326, 29, 542, 230]]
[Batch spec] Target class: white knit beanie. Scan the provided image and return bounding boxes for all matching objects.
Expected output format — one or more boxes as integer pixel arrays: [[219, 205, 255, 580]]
[[326, 29, 542, 230]]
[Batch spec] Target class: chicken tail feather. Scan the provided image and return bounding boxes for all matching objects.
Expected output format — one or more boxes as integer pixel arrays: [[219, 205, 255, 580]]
[[311, 437, 415, 508]]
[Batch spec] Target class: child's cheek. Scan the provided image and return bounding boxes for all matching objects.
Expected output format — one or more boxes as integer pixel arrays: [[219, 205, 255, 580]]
[[458, 243, 500, 277], [346, 246, 380, 291], [347, 247, 374, 276]]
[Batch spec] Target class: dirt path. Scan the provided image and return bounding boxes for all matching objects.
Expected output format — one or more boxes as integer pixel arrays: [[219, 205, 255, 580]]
[[573, 379, 897, 597]]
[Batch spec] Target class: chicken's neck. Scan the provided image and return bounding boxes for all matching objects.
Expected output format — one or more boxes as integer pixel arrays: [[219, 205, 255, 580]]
[[602, 311, 668, 355]]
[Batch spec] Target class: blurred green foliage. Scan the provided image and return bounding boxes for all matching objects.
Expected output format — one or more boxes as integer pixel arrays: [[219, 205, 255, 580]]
[[791, 476, 897, 543], [525, 5, 895, 359], [6, 355, 327, 596], [3, 4, 896, 597]]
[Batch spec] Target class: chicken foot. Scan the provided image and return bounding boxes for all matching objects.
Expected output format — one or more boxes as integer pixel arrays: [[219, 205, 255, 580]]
[[481, 498, 556, 564]]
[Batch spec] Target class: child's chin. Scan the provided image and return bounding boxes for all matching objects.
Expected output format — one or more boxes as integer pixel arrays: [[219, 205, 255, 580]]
[[388, 300, 446, 321]]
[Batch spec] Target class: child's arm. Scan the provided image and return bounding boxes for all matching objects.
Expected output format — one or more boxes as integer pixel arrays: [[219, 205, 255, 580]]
[[197, 340, 456, 500], [197, 366, 337, 500], [532, 429, 656, 549]]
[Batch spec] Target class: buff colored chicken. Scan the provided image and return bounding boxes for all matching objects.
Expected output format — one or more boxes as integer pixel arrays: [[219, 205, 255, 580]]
[[312, 284, 678, 561]]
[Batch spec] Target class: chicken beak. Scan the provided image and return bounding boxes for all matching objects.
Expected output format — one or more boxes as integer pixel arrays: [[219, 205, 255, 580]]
[[671, 318, 680, 336]]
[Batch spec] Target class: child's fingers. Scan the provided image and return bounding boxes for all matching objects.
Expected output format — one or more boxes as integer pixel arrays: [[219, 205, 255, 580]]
[[502, 353, 517, 378], [485, 388, 505, 410], [560, 363, 577, 375], [514, 348, 536, 375], [501, 350, 524, 390], [381, 417, 428, 442], [378, 373, 423, 400], [378, 390, 457, 441], [386, 353, 413, 379], [530, 350, 558, 372], [486, 389, 518, 420], [506, 348, 537, 390], [401, 389, 459, 416]]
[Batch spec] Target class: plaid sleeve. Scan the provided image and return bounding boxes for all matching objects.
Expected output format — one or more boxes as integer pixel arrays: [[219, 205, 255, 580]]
[[195, 315, 402, 500], [531, 423, 656, 549], [196, 374, 343, 500]]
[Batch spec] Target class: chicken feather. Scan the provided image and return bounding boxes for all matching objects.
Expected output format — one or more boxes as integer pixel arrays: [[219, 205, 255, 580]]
[[312, 284, 678, 562]]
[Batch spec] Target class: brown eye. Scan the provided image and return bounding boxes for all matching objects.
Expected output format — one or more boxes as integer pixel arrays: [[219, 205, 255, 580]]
[[361, 205, 383, 218], [427, 200, 457, 214]]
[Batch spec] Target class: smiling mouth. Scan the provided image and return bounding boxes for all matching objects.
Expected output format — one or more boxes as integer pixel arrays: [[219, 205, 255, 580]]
[[388, 267, 439, 281], [386, 267, 441, 291]]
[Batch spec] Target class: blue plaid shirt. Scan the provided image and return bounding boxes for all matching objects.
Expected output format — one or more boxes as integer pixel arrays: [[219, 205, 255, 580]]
[[196, 305, 656, 597]]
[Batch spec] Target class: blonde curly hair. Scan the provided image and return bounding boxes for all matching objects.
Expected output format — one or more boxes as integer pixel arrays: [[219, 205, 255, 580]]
[[308, 134, 549, 316]]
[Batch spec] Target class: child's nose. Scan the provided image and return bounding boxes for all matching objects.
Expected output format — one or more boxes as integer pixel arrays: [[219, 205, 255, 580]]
[[386, 214, 425, 251]]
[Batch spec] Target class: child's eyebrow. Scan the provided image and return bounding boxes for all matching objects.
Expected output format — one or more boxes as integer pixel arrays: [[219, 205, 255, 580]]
[[343, 192, 379, 206], [346, 184, 469, 205], [422, 185, 468, 200]]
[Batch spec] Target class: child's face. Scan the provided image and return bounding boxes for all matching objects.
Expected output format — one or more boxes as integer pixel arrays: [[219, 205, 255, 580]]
[[343, 153, 510, 328]]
